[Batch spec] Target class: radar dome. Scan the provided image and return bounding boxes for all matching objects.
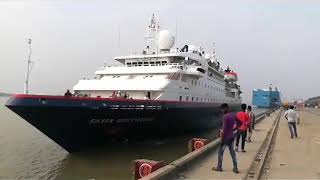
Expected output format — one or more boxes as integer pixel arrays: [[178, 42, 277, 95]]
[[158, 30, 175, 50]]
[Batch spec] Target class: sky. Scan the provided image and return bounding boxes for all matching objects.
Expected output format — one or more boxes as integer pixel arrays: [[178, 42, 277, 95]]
[[0, 0, 319, 103]]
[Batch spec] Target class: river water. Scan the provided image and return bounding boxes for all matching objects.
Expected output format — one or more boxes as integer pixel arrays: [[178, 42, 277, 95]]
[[0, 97, 267, 180]]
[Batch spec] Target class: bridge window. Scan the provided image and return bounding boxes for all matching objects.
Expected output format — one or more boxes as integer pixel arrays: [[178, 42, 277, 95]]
[[179, 96, 182, 101], [192, 97, 194, 101], [186, 96, 189, 101]]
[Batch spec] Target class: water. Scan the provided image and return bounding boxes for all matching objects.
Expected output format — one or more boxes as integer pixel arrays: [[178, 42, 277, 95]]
[[0, 97, 267, 179]]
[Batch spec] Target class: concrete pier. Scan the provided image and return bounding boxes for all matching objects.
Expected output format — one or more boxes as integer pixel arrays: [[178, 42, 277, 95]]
[[143, 109, 320, 179], [180, 110, 278, 180], [266, 109, 320, 179]]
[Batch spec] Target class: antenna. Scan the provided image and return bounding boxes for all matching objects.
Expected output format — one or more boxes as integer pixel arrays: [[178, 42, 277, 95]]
[[117, 24, 121, 49], [212, 42, 216, 55], [145, 13, 160, 54], [175, 17, 178, 47], [24, 38, 32, 94]]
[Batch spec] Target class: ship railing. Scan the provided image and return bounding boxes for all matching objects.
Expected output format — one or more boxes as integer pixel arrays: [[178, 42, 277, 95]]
[[97, 63, 184, 70]]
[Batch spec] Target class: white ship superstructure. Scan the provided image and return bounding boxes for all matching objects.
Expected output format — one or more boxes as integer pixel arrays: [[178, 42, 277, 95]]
[[73, 15, 242, 105]]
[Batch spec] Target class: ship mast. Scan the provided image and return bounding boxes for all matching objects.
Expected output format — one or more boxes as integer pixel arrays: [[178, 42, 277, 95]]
[[24, 38, 32, 94], [145, 14, 160, 54]]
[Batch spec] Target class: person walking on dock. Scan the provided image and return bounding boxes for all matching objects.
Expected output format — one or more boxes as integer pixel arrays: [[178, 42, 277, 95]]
[[246, 105, 255, 142], [212, 103, 239, 173], [284, 105, 299, 138], [235, 104, 250, 152]]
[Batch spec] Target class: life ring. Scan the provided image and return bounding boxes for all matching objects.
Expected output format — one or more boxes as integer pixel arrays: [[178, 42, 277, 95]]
[[138, 163, 152, 177], [193, 140, 205, 150]]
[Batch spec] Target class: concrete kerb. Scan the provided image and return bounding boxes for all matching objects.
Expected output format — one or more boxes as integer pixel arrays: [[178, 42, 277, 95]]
[[140, 139, 221, 180], [140, 108, 277, 180], [243, 109, 280, 180]]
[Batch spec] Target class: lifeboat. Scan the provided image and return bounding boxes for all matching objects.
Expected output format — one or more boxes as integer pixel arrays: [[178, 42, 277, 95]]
[[224, 72, 238, 82]]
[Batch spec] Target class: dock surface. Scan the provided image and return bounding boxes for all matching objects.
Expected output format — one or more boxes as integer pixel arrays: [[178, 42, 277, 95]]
[[164, 109, 320, 179], [266, 109, 320, 179], [180, 110, 278, 180]]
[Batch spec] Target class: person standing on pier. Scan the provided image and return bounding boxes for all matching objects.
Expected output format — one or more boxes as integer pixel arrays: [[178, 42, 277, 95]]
[[284, 105, 299, 138], [212, 103, 239, 173], [235, 104, 250, 152], [246, 105, 255, 142]]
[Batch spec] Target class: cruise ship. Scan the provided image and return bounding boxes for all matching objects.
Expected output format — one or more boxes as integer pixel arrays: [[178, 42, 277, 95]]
[[6, 15, 242, 152]]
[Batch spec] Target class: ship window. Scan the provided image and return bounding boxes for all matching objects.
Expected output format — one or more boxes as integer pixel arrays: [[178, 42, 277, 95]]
[[192, 97, 194, 101], [126, 62, 132, 66], [138, 62, 143, 66], [132, 62, 137, 66], [179, 96, 182, 101], [200, 98, 202, 102], [186, 96, 189, 101], [196, 97, 198, 102], [162, 61, 167, 64], [143, 62, 149, 66], [156, 61, 161, 65]]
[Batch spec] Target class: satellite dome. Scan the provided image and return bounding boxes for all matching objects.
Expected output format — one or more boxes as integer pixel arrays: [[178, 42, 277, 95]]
[[158, 30, 175, 50]]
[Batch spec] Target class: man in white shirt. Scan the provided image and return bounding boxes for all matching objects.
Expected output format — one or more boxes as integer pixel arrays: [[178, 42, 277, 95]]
[[284, 105, 299, 138]]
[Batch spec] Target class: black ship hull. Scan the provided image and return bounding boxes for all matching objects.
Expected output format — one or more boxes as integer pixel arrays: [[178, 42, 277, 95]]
[[6, 94, 240, 152]]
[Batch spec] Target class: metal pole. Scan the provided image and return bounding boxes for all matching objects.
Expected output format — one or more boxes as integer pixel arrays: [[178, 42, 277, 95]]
[[24, 38, 32, 94]]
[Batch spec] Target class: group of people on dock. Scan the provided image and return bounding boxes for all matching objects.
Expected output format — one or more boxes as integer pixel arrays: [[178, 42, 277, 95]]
[[213, 103, 300, 173], [213, 103, 255, 173]]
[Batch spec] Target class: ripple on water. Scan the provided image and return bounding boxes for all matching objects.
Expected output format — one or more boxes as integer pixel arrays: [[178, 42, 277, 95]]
[[0, 103, 68, 180]]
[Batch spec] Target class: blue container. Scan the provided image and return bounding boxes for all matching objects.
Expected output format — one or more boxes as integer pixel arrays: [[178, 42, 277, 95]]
[[252, 89, 281, 108]]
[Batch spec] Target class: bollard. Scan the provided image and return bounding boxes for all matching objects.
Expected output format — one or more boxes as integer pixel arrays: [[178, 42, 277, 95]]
[[133, 159, 165, 180], [188, 138, 208, 152]]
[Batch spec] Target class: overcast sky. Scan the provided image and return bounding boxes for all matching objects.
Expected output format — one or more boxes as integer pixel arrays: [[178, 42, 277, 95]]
[[0, 0, 319, 103]]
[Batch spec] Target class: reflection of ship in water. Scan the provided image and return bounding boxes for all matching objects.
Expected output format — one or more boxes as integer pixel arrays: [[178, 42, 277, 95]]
[[252, 86, 281, 108], [6, 15, 242, 152]]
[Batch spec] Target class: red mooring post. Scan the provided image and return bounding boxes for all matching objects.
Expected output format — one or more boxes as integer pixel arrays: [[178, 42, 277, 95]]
[[188, 138, 208, 152], [133, 159, 165, 180]]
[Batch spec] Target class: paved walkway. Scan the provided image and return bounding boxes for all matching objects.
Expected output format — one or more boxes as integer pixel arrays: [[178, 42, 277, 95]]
[[267, 109, 320, 179], [181, 111, 279, 179]]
